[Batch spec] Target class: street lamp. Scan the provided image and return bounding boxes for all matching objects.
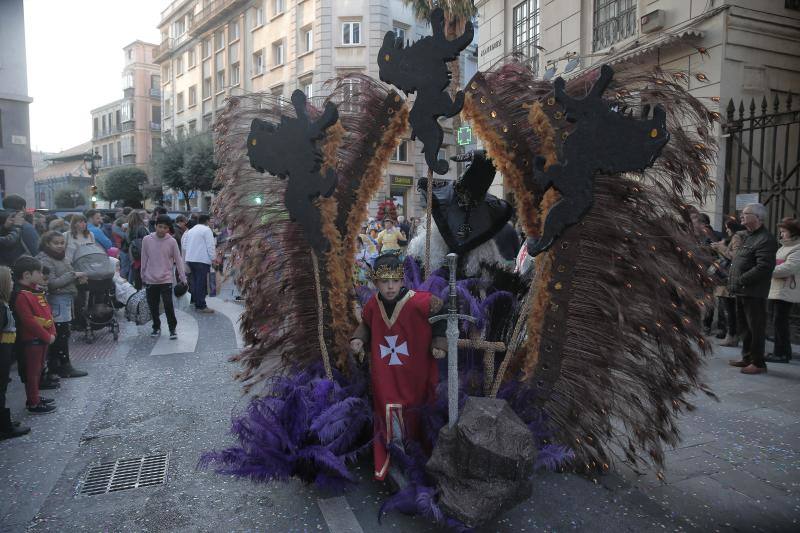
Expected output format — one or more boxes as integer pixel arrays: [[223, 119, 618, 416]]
[[83, 148, 101, 208]]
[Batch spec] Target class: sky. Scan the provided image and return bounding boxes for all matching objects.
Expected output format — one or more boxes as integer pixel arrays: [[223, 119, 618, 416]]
[[24, 0, 164, 154]]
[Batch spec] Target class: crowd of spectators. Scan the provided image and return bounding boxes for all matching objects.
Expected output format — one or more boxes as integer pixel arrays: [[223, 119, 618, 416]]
[[694, 203, 800, 375], [0, 194, 224, 441]]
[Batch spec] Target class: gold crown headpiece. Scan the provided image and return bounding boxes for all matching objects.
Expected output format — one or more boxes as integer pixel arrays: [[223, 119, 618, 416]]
[[371, 263, 405, 281]]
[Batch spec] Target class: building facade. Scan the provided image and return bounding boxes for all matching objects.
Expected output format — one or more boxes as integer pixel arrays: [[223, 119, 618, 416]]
[[33, 142, 94, 210], [0, 0, 35, 205], [475, 0, 800, 222], [155, 0, 478, 214], [91, 41, 162, 198]]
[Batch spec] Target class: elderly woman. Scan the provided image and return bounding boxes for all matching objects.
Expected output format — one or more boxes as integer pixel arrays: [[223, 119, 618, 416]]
[[766, 218, 800, 363]]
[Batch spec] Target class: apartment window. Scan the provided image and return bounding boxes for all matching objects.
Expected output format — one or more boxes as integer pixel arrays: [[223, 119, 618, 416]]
[[273, 41, 284, 66], [108, 143, 115, 165], [254, 6, 265, 27], [102, 145, 108, 165], [122, 71, 134, 90], [164, 98, 172, 116], [342, 21, 361, 45], [115, 110, 121, 127], [253, 50, 265, 75], [176, 125, 186, 140], [341, 77, 360, 112], [152, 106, 161, 123], [151, 74, 160, 89], [127, 49, 133, 60], [203, 76, 212, 98], [593, 0, 636, 51], [93, 117, 98, 139], [229, 21, 240, 42], [188, 48, 196, 68], [163, 63, 171, 80], [177, 92, 185, 112], [176, 56, 184, 76], [189, 85, 197, 106], [231, 63, 240, 86], [273, 0, 285, 15], [512, 1, 540, 75], [203, 113, 213, 131], [393, 26, 406, 44], [117, 141, 122, 161], [391, 140, 408, 162], [302, 27, 313, 53], [216, 69, 225, 91], [229, 42, 239, 61], [121, 102, 133, 122], [202, 38, 212, 58], [214, 31, 224, 51], [173, 17, 185, 37], [300, 78, 313, 99], [188, 120, 197, 135]]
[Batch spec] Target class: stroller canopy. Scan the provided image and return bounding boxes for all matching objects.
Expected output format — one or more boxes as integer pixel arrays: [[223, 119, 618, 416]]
[[72, 244, 114, 280]]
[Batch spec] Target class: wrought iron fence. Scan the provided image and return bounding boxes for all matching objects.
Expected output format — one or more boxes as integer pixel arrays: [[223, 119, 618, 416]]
[[722, 92, 800, 230]]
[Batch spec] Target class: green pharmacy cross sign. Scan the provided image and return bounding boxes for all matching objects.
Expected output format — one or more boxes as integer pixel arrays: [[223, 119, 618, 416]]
[[457, 125, 472, 146]]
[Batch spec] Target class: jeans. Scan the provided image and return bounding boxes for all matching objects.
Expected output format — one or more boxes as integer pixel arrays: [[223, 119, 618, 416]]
[[119, 251, 131, 279], [146, 283, 177, 333], [771, 299, 794, 359], [736, 296, 768, 368], [188, 262, 210, 310]]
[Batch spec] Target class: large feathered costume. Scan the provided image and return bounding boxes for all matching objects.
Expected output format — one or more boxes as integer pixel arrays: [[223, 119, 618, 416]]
[[202, 53, 717, 527]]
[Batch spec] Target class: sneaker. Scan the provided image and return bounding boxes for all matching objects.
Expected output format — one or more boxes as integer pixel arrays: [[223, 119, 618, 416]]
[[150, 329, 161, 337], [27, 402, 57, 414], [197, 308, 215, 314], [169, 331, 177, 340], [40, 398, 55, 405]]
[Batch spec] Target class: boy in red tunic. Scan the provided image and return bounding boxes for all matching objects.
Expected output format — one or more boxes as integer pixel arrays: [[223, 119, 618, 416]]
[[12, 256, 57, 414], [350, 254, 446, 481]]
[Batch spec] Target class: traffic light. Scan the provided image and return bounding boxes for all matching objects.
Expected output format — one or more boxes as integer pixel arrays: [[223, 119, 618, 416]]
[[90, 185, 98, 203]]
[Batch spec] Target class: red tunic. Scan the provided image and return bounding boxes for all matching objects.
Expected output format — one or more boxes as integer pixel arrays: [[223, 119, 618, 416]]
[[362, 290, 438, 480]]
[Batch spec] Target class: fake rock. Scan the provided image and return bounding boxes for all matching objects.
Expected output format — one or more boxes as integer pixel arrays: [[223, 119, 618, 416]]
[[426, 396, 536, 527]]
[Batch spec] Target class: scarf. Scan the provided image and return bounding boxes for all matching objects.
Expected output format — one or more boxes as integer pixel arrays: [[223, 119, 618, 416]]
[[43, 247, 66, 261]]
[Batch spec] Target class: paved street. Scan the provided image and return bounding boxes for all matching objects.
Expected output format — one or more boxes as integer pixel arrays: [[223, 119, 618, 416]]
[[0, 291, 798, 532]]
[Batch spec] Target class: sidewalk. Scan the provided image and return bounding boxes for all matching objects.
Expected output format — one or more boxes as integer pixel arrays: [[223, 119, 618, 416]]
[[0, 307, 797, 531]]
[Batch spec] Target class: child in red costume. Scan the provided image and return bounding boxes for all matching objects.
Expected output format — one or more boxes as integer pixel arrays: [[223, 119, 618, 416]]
[[12, 256, 57, 414], [350, 253, 446, 481]]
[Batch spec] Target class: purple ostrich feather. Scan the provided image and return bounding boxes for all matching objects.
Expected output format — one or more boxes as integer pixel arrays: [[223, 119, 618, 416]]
[[198, 364, 372, 492]]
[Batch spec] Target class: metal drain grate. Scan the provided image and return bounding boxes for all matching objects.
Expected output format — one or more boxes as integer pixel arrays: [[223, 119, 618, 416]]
[[79, 453, 169, 496]]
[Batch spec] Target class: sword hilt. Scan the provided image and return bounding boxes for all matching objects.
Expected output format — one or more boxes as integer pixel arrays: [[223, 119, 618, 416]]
[[429, 314, 478, 325]]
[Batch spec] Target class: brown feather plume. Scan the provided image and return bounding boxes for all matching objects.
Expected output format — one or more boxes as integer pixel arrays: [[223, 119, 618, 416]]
[[212, 79, 408, 389], [465, 60, 718, 472]]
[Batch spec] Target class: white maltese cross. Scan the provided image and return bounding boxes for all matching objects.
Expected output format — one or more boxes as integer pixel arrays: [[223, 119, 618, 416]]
[[380, 335, 410, 366]]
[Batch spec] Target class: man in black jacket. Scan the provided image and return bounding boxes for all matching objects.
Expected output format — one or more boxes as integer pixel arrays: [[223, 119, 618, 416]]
[[0, 195, 39, 266], [728, 203, 779, 374]]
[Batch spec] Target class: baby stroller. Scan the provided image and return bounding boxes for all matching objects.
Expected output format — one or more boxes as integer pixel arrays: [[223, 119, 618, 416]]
[[73, 244, 119, 343]]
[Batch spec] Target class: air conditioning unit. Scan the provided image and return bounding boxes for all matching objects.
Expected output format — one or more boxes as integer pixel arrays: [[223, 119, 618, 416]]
[[640, 10, 665, 34]]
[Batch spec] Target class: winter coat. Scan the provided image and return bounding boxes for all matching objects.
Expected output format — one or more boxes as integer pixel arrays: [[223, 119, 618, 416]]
[[768, 238, 800, 303], [63, 231, 96, 263], [728, 225, 779, 298], [36, 251, 79, 296]]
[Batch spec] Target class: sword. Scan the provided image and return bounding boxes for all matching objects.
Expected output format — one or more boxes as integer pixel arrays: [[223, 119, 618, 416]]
[[429, 253, 477, 427]]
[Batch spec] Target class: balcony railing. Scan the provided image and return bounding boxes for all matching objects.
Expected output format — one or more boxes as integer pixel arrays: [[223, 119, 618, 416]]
[[190, 0, 249, 35], [150, 122, 162, 131], [153, 37, 174, 62], [121, 122, 135, 132], [93, 126, 121, 141], [150, 88, 162, 98]]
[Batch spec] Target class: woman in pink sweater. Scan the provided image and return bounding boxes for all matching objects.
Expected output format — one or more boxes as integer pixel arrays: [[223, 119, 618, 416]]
[[141, 215, 187, 340]]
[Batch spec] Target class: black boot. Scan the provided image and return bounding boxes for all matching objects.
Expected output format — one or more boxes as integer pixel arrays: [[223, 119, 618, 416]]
[[0, 408, 30, 440], [58, 356, 87, 378]]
